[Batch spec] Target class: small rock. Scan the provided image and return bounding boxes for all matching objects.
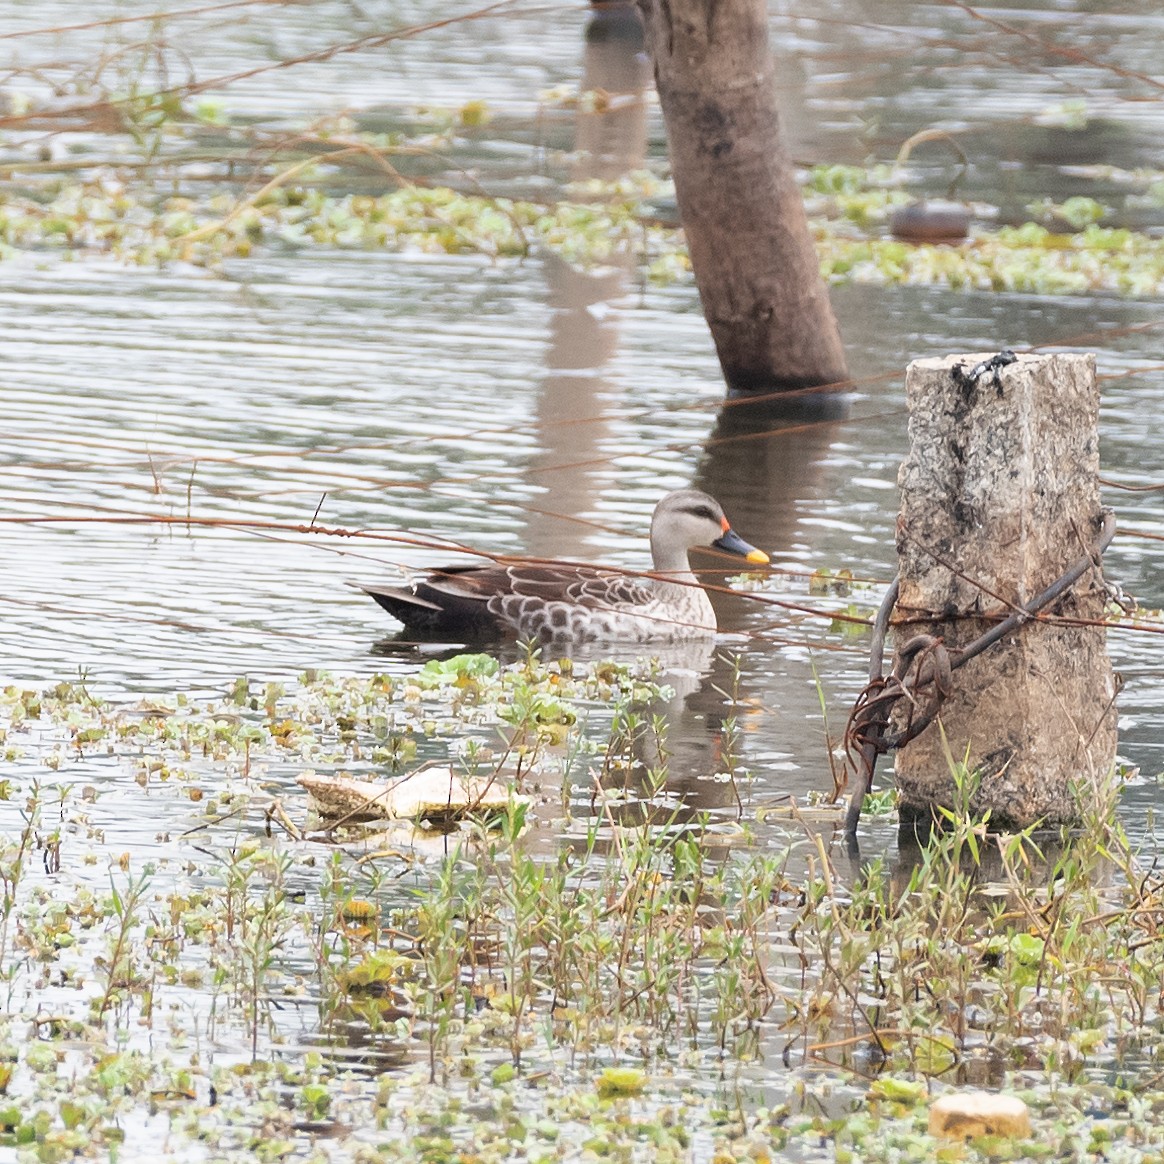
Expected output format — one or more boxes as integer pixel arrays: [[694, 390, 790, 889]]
[[928, 1091, 1031, 1139]]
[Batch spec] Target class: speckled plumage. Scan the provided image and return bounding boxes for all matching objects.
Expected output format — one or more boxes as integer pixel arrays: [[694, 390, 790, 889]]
[[358, 490, 768, 644]]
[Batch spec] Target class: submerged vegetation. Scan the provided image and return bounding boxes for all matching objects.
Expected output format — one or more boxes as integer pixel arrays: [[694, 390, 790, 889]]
[[2, 656, 1164, 1160]]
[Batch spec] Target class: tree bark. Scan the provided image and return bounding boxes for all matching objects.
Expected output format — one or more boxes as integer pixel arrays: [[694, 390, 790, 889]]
[[636, 0, 848, 395]]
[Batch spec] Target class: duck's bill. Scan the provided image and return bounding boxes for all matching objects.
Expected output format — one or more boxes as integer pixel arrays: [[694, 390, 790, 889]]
[[712, 528, 770, 565]]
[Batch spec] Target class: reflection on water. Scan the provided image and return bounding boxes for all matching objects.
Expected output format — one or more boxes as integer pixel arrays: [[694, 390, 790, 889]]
[[524, 1, 648, 560]]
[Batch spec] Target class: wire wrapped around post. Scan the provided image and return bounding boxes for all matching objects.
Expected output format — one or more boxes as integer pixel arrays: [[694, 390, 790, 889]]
[[842, 508, 1117, 838]]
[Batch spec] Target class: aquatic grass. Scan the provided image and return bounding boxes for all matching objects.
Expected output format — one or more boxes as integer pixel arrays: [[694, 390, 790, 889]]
[[4, 661, 1164, 1157], [0, 779, 41, 1011], [94, 867, 151, 1022], [786, 768, 1164, 1086], [386, 785, 796, 1080], [411, 839, 483, 1083]]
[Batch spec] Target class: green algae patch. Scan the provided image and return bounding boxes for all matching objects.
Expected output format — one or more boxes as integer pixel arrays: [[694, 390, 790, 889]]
[[869, 1077, 927, 1105]]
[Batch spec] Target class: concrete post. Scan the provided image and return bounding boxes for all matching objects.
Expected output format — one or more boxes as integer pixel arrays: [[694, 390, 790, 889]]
[[893, 352, 1118, 828]]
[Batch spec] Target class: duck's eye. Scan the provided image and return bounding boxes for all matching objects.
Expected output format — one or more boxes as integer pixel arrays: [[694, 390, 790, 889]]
[[682, 505, 719, 523]]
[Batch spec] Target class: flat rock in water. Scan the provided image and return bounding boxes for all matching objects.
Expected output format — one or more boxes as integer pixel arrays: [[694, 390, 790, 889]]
[[928, 1091, 1031, 1139], [298, 768, 524, 823]]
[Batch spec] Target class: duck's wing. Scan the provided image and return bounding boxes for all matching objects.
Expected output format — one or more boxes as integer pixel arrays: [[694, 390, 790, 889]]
[[477, 563, 658, 639], [358, 561, 657, 637], [492, 563, 656, 610], [420, 563, 653, 613]]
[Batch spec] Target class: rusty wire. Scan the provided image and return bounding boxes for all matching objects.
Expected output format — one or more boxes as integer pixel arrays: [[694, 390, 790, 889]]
[[841, 508, 1117, 838]]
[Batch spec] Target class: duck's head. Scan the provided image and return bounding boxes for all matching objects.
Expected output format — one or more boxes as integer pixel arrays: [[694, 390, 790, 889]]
[[650, 489, 770, 571]]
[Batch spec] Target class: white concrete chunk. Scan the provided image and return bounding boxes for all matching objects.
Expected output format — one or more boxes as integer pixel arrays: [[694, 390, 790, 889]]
[[299, 768, 525, 822], [929, 1091, 1032, 1139]]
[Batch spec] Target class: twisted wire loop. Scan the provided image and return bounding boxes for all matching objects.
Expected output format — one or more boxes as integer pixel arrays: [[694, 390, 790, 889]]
[[841, 508, 1117, 838]]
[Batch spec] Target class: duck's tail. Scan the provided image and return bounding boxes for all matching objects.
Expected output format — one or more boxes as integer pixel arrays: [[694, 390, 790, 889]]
[[350, 583, 444, 629]]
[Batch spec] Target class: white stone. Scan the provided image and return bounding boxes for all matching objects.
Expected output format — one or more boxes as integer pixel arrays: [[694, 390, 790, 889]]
[[928, 1091, 1031, 1139], [298, 768, 525, 822]]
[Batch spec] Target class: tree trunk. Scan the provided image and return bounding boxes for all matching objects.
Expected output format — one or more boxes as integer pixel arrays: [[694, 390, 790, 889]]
[[636, 0, 848, 395]]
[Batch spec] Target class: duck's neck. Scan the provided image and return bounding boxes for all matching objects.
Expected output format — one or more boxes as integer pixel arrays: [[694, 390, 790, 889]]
[[650, 537, 695, 582], [649, 537, 716, 633]]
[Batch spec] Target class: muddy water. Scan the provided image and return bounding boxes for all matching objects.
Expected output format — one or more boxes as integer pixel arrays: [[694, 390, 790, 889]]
[[2, 0, 1164, 1092]]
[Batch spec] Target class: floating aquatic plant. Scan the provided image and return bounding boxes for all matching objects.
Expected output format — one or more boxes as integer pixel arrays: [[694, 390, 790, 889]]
[[1, 653, 1163, 1158]]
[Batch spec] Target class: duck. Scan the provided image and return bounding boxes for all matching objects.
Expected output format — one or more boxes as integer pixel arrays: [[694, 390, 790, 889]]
[[358, 489, 769, 644]]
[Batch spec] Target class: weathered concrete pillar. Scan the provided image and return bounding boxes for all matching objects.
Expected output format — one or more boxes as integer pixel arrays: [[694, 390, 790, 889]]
[[893, 352, 1117, 827]]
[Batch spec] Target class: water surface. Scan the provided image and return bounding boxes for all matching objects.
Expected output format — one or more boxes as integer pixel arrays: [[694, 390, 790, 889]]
[[2, 0, 1164, 1117]]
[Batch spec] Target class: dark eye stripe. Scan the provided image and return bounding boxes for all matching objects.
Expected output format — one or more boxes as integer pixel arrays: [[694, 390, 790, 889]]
[[680, 505, 719, 522]]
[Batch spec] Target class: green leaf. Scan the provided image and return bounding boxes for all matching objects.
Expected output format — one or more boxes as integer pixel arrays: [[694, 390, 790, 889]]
[[596, 1067, 646, 1097], [1009, 932, 1046, 965], [419, 654, 499, 683], [868, 1077, 927, 1104]]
